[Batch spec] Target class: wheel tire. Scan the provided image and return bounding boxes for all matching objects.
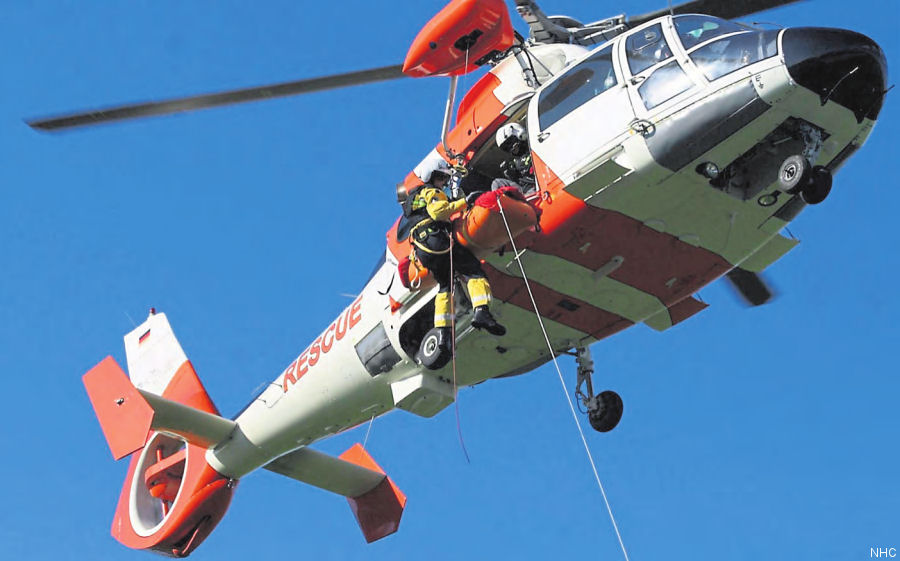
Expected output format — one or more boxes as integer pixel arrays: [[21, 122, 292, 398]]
[[417, 328, 452, 370], [588, 390, 624, 433], [777, 155, 811, 194], [801, 166, 833, 205]]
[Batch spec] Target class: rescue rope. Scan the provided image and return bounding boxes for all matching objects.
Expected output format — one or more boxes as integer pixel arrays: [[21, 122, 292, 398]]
[[363, 415, 375, 448], [449, 233, 471, 463], [496, 197, 631, 561]]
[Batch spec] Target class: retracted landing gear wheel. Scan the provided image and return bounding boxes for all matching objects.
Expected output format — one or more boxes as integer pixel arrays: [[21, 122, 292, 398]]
[[588, 390, 624, 433], [777, 155, 811, 194], [417, 327, 452, 370], [801, 166, 832, 205]]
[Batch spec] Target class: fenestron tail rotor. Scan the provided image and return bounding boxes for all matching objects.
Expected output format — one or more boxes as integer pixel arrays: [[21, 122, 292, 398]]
[[27, 64, 405, 132]]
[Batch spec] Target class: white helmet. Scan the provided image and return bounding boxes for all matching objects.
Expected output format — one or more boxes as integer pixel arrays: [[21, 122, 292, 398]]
[[413, 150, 452, 184], [495, 123, 527, 152]]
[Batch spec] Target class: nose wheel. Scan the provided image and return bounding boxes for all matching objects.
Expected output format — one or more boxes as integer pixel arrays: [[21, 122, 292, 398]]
[[776, 155, 832, 205], [574, 347, 623, 433]]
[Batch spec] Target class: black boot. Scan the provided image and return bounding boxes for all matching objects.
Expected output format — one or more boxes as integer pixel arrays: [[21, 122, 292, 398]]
[[472, 306, 506, 336], [435, 326, 452, 349]]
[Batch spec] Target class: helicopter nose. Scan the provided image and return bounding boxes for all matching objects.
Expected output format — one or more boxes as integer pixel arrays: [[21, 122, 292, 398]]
[[782, 27, 888, 122]]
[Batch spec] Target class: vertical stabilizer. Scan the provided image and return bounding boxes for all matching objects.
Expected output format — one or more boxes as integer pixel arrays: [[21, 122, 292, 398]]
[[125, 311, 189, 396]]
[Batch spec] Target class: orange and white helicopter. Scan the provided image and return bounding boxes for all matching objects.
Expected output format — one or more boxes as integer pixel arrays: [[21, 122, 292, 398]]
[[29, 0, 888, 556]]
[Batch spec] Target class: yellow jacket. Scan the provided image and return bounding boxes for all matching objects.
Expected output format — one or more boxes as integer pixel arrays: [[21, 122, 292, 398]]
[[414, 186, 466, 223]]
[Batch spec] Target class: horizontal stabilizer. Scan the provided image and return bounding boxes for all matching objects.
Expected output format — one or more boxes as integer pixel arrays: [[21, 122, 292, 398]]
[[83, 356, 235, 459], [264, 446, 386, 497], [264, 443, 406, 542]]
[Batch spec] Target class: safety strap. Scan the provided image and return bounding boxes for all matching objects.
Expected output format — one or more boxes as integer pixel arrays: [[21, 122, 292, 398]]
[[409, 221, 451, 255]]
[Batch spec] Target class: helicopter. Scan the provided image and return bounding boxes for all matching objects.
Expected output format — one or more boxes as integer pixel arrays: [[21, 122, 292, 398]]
[[28, 0, 888, 557]]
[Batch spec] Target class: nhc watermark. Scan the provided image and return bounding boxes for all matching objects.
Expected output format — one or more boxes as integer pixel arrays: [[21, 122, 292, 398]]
[[871, 548, 897, 558]]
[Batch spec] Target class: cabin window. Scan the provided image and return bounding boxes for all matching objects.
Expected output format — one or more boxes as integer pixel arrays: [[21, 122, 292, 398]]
[[637, 60, 695, 110], [355, 322, 402, 376], [537, 44, 618, 130], [625, 24, 673, 75], [689, 30, 780, 82], [673, 16, 750, 51]]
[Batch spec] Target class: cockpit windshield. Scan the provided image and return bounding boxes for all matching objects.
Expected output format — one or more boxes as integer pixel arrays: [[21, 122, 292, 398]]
[[689, 29, 779, 81], [625, 23, 673, 75], [673, 15, 750, 51], [673, 16, 779, 82]]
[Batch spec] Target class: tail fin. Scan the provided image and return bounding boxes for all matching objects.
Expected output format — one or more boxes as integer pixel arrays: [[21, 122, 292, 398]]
[[83, 311, 236, 557]]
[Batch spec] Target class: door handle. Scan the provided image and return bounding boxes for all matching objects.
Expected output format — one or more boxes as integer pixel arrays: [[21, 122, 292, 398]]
[[629, 75, 646, 86], [537, 132, 551, 143]]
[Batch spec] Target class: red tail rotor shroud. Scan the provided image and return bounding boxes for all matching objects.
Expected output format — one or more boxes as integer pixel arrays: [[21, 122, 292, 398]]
[[83, 358, 235, 558]]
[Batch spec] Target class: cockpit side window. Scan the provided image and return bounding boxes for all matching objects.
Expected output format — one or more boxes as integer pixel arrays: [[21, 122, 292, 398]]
[[637, 60, 695, 110], [689, 29, 780, 82], [537, 44, 618, 130], [674, 15, 750, 51], [625, 24, 673, 75]]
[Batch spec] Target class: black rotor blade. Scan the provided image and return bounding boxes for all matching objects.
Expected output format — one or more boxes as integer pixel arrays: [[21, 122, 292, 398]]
[[27, 64, 405, 132], [628, 0, 805, 28], [725, 268, 775, 307]]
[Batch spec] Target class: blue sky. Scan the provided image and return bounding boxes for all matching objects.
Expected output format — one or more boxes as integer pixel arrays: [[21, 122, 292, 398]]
[[1, 1, 897, 559]]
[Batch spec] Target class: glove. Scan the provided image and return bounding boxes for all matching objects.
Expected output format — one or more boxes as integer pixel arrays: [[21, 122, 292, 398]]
[[500, 160, 520, 182]]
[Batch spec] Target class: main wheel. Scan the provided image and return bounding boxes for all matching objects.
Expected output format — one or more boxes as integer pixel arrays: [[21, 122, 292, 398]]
[[777, 155, 811, 194], [417, 327, 452, 370], [588, 390, 624, 433], [801, 166, 832, 205]]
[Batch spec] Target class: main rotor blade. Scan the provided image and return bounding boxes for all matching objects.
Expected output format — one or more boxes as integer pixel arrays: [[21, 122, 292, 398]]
[[628, 0, 805, 28], [27, 64, 405, 132]]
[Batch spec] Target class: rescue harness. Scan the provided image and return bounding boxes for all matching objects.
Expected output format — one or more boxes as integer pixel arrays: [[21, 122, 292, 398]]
[[404, 184, 452, 256]]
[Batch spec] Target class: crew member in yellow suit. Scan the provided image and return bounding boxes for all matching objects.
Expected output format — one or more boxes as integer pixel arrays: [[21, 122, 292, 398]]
[[405, 156, 506, 338]]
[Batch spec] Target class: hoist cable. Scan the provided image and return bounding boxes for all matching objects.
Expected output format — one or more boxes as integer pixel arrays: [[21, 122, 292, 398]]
[[362, 415, 375, 448], [446, 46, 472, 463], [449, 231, 471, 463], [496, 197, 631, 561]]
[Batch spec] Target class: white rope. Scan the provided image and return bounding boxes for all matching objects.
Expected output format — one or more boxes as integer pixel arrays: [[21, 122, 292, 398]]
[[362, 415, 375, 448], [449, 233, 471, 463], [496, 197, 631, 561]]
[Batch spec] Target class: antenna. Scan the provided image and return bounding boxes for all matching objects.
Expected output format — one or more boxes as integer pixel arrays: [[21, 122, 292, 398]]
[[667, 0, 674, 16]]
